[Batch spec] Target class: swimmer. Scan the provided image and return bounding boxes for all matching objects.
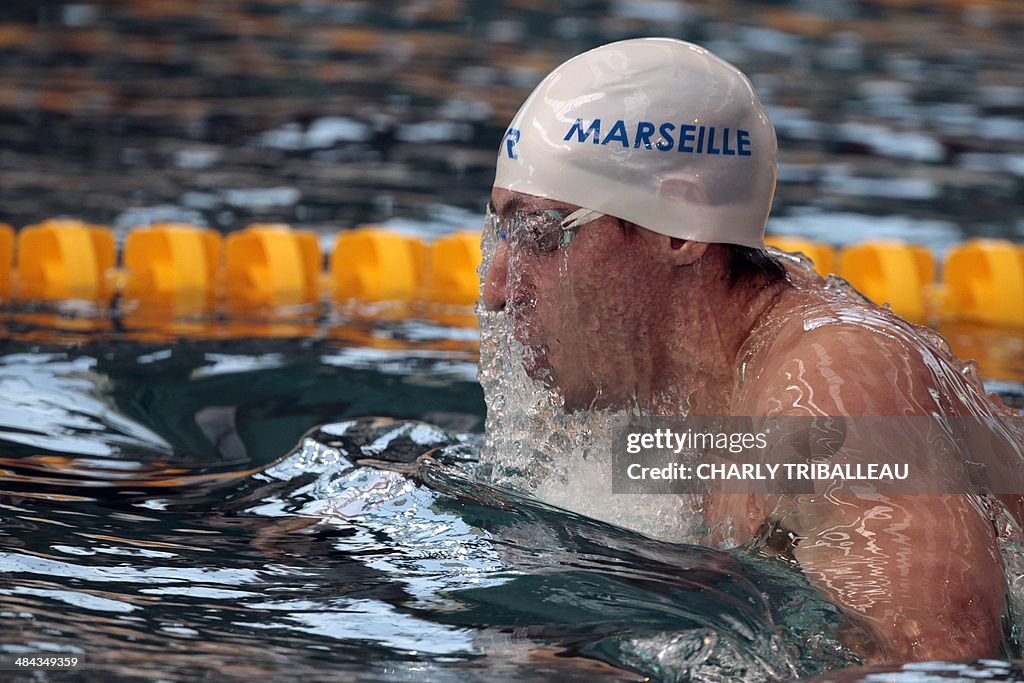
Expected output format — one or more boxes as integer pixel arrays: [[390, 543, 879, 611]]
[[480, 38, 1024, 664]]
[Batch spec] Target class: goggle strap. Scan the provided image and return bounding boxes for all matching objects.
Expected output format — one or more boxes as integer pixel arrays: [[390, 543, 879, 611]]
[[560, 208, 605, 230]]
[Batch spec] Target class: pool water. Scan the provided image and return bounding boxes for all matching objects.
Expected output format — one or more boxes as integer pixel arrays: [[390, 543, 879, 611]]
[[0, 317, 1022, 682], [0, 2, 1022, 676]]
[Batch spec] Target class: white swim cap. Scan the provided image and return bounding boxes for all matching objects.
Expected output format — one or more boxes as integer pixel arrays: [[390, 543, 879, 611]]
[[493, 38, 777, 249]]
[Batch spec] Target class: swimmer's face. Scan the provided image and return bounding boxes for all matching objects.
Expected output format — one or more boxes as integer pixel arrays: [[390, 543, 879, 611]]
[[482, 188, 656, 408]]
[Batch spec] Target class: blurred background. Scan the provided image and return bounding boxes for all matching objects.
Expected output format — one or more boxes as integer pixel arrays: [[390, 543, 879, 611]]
[[1, 0, 1022, 251]]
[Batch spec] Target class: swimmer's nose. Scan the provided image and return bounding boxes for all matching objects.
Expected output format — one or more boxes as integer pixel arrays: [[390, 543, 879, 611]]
[[482, 242, 509, 311]]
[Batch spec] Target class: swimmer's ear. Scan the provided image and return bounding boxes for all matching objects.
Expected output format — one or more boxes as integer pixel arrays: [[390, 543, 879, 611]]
[[662, 237, 709, 266], [654, 176, 711, 266]]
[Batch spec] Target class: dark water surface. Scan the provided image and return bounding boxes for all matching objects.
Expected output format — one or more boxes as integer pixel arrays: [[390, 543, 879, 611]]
[[0, 324, 1021, 681], [0, 331, 844, 681]]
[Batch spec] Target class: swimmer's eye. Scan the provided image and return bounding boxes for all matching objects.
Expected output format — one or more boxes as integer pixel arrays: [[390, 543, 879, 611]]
[[502, 209, 578, 254], [487, 206, 605, 254], [519, 210, 575, 253]]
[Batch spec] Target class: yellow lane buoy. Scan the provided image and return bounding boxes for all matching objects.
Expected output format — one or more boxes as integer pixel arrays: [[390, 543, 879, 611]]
[[839, 240, 935, 324], [224, 223, 321, 311], [122, 222, 221, 315], [15, 219, 115, 303], [940, 239, 1024, 328], [331, 227, 424, 303]]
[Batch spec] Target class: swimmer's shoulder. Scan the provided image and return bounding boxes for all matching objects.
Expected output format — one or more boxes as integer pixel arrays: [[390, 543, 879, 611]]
[[740, 297, 940, 416]]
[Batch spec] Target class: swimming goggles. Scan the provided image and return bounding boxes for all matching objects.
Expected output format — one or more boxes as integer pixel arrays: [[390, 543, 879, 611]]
[[487, 207, 606, 254]]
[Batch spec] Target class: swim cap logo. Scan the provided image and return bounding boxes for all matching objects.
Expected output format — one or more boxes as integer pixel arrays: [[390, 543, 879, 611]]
[[563, 118, 752, 156], [503, 128, 521, 159]]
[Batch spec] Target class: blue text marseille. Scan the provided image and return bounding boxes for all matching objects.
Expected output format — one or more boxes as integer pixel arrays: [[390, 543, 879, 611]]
[[564, 118, 752, 156]]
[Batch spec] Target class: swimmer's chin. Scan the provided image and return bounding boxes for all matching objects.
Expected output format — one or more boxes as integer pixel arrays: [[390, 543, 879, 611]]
[[517, 350, 622, 412], [518, 356, 578, 407]]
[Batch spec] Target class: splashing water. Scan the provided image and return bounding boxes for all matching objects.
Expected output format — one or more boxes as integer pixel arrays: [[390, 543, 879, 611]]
[[476, 207, 707, 542]]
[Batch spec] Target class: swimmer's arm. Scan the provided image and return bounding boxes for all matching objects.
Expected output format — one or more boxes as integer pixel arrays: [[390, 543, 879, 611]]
[[786, 488, 1005, 663], [755, 327, 1007, 663]]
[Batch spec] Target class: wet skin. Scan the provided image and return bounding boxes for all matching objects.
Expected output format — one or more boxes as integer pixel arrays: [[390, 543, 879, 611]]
[[483, 187, 1024, 664]]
